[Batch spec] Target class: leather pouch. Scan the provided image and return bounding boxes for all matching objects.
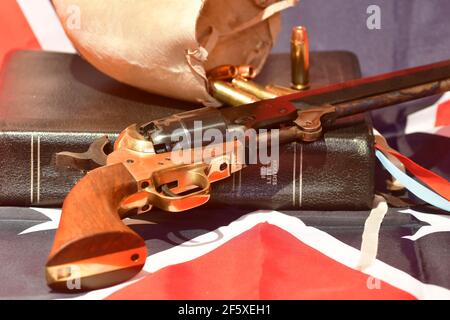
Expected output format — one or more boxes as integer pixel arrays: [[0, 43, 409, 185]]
[[52, 0, 297, 104]]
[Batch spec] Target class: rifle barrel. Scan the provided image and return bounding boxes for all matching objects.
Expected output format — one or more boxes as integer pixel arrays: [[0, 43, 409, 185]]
[[283, 59, 450, 114], [333, 77, 450, 119]]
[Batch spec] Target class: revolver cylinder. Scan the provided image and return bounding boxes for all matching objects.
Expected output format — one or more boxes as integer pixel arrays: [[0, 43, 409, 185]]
[[139, 107, 228, 154]]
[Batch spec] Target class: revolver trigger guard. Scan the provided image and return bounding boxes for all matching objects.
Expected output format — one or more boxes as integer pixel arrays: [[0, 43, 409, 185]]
[[154, 171, 211, 212], [160, 170, 210, 198], [121, 171, 211, 213]]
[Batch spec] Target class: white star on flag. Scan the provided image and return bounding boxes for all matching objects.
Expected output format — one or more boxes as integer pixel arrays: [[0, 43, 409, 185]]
[[401, 209, 450, 241], [18, 208, 154, 235]]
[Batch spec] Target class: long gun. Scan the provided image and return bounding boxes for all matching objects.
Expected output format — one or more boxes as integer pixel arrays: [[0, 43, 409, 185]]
[[46, 59, 450, 291]]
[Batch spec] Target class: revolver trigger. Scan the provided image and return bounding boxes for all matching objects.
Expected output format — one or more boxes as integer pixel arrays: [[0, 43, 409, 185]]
[[161, 184, 179, 197], [55, 136, 111, 171]]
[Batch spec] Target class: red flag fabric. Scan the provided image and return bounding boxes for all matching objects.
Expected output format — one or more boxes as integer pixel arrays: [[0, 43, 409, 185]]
[[106, 223, 415, 300], [0, 0, 40, 66], [436, 100, 450, 127]]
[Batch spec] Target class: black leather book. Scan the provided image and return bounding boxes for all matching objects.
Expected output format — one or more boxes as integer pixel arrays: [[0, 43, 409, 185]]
[[0, 50, 374, 209]]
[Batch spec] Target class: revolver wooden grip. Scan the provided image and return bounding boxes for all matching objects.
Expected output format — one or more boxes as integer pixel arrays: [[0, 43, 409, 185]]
[[45, 163, 147, 291]]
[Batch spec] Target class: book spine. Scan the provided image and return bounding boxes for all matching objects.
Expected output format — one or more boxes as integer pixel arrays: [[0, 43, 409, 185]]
[[0, 132, 117, 206], [210, 121, 375, 211], [0, 123, 374, 210]]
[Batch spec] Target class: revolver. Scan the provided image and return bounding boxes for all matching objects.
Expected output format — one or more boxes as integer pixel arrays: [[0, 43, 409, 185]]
[[46, 59, 450, 291]]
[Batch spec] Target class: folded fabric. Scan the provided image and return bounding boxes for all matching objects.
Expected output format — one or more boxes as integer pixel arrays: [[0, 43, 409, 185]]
[[52, 0, 297, 104]]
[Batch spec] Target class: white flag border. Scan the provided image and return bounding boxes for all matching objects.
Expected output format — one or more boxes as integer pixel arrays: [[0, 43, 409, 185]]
[[16, 0, 75, 53]]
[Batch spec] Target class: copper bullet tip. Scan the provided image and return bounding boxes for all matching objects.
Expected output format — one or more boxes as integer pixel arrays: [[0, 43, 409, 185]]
[[291, 26, 308, 43]]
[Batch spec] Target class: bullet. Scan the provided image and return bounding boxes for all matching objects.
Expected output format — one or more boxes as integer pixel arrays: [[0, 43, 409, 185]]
[[237, 65, 257, 79], [265, 84, 297, 96], [206, 65, 239, 81], [210, 80, 260, 106], [231, 78, 278, 100], [291, 26, 310, 90]]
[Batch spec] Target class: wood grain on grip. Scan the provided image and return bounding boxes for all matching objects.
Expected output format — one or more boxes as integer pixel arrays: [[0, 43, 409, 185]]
[[45, 163, 147, 291]]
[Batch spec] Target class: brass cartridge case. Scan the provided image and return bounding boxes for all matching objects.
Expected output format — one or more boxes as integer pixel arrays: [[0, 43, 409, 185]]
[[231, 78, 278, 100], [210, 80, 260, 106], [265, 84, 297, 96], [291, 26, 310, 90]]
